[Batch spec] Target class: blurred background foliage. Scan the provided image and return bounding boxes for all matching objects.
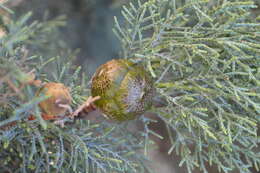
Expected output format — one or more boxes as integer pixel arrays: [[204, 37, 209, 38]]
[[14, 0, 127, 75], [0, 0, 260, 173]]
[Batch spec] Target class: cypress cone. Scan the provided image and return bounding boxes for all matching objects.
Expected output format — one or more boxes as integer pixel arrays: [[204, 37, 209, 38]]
[[91, 59, 154, 121], [37, 82, 72, 116]]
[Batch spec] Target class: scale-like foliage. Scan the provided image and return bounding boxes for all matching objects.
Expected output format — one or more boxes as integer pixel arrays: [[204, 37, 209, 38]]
[[114, 0, 260, 173], [1, 0, 260, 172], [0, 6, 149, 173]]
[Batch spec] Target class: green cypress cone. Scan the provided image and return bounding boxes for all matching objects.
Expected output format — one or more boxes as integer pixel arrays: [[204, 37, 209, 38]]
[[91, 59, 154, 121]]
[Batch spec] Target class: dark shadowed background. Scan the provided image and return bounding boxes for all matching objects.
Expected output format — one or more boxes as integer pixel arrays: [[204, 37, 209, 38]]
[[15, 0, 124, 75]]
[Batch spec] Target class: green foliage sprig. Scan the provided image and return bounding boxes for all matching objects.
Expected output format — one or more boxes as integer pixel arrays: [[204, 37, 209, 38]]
[[0, 8, 149, 173], [114, 0, 260, 173]]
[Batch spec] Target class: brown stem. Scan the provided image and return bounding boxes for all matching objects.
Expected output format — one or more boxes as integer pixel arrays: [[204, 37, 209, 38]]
[[0, 96, 101, 129]]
